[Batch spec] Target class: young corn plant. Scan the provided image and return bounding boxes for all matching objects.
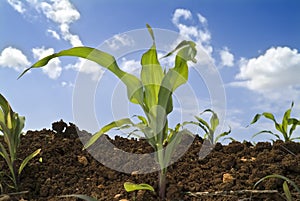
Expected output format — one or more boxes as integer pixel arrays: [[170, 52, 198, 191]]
[[59, 183, 154, 201], [254, 174, 300, 201], [0, 94, 41, 191], [248, 102, 300, 142], [19, 24, 197, 200], [124, 182, 155, 201], [187, 109, 231, 144]]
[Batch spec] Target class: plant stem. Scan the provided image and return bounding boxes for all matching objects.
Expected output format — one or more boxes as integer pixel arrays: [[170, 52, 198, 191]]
[[12, 161, 18, 191], [159, 169, 166, 200]]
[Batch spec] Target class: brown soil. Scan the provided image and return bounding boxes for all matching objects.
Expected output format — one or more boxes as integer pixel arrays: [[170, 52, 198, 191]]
[[0, 120, 299, 201]]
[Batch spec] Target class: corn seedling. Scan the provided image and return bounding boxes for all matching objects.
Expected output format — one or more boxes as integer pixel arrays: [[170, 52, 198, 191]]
[[19, 24, 197, 199], [254, 174, 300, 201], [124, 182, 155, 201], [58, 183, 154, 201], [0, 93, 41, 191], [186, 109, 231, 144], [248, 102, 300, 142]]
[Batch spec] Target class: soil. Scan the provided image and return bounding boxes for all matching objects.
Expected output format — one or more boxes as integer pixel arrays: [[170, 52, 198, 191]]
[[0, 120, 299, 201]]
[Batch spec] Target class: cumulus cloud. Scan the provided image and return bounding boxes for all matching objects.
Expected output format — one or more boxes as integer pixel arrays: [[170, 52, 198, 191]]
[[172, 8, 213, 67], [37, 0, 82, 47], [38, 0, 80, 24], [7, 0, 26, 13], [32, 47, 62, 79], [172, 9, 192, 26], [106, 34, 135, 50], [7, 0, 83, 47], [231, 46, 300, 100], [220, 47, 234, 67], [0, 47, 30, 71], [119, 58, 140, 73], [6, 0, 95, 79], [66, 58, 104, 81], [59, 23, 83, 46]]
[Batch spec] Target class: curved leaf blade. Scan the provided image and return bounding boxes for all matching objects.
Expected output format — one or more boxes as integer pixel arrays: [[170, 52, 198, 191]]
[[19, 47, 144, 105], [141, 25, 164, 111], [124, 182, 154, 192], [19, 148, 41, 175], [84, 118, 134, 149]]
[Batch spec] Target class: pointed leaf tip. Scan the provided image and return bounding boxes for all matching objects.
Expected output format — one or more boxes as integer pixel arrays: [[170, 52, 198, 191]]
[[146, 24, 155, 41]]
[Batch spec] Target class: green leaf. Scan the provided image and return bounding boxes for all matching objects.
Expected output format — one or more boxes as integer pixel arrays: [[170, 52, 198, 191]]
[[134, 115, 148, 126], [157, 41, 197, 111], [146, 24, 155, 41], [18, 148, 41, 175], [194, 116, 210, 133], [162, 40, 197, 63], [164, 129, 191, 168], [248, 113, 262, 127], [84, 118, 134, 149], [252, 130, 281, 140], [141, 25, 164, 112], [58, 194, 99, 201], [210, 112, 219, 132], [19, 47, 144, 105], [283, 181, 292, 201], [153, 41, 196, 143], [282, 103, 293, 135], [124, 182, 154, 192], [261, 112, 283, 134], [215, 127, 231, 143], [0, 94, 10, 117]]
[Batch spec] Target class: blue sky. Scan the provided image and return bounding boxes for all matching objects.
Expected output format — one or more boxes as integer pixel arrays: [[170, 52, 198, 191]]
[[1, 0, 300, 142]]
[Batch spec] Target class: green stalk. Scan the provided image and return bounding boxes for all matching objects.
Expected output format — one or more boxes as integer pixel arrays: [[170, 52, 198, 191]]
[[159, 168, 167, 200]]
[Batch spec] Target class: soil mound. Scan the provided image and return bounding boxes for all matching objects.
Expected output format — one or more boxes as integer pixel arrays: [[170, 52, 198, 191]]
[[0, 120, 299, 200]]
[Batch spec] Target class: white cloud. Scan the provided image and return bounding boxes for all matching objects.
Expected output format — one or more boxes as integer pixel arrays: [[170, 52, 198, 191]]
[[38, 0, 80, 24], [231, 46, 300, 100], [32, 47, 62, 79], [172, 9, 192, 26], [59, 24, 83, 46], [7, 0, 26, 13], [0, 47, 30, 71], [119, 58, 140, 73], [220, 47, 234, 67], [37, 0, 82, 47], [66, 58, 104, 81], [172, 9, 213, 67], [106, 34, 135, 50], [8, 0, 83, 47], [47, 29, 60, 40]]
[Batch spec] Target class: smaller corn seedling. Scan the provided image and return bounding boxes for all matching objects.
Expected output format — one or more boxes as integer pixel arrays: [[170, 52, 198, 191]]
[[254, 174, 300, 201], [187, 109, 231, 144], [124, 182, 155, 201], [248, 102, 300, 142], [59, 182, 154, 201], [0, 93, 41, 191]]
